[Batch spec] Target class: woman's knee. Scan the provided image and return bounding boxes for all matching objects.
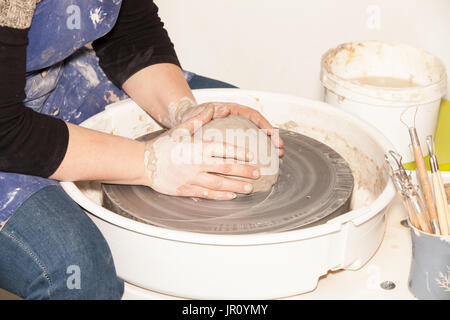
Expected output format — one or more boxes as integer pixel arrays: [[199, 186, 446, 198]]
[[48, 245, 124, 300], [37, 186, 124, 299], [47, 225, 124, 300], [1, 186, 124, 299]]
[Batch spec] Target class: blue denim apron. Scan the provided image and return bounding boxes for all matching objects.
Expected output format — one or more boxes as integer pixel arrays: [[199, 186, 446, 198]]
[[0, 0, 195, 227]]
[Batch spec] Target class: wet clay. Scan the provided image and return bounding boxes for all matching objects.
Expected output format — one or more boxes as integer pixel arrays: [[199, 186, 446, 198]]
[[195, 115, 279, 193]]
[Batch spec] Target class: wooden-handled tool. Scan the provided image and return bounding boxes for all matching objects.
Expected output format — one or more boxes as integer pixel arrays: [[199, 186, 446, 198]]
[[427, 136, 449, 235], [438, 177, 450, 231], [385, 151, 431, 232], [404, 186, 433, 233], [388, 164, 421, 229], [409, 128, 440, 234], [445, 184, 450, 201]]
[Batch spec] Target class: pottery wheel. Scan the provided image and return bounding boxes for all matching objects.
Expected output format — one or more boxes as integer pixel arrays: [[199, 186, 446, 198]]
[[102, 129, 354, 234]]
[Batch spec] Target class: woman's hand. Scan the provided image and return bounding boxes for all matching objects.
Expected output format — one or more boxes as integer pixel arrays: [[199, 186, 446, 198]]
[[180, 102, 284, 156], [122, 64, 283, 156], [143, 105, 261, 200]]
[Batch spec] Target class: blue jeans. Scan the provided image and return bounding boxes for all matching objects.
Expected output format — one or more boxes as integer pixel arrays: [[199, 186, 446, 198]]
[[0, 186, 123, 300], [0, 76, 236, 300]]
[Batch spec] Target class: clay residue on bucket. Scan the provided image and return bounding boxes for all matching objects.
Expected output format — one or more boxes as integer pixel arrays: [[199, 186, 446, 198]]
[[351, 76, 419, 88], [321, 42, 366, 73], [278, 120, 386, 210], [321, 40, 447, 100]]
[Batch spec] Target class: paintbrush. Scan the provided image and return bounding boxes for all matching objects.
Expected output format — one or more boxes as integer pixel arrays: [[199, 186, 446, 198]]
[[385, 151, 430, 232], [393, 173, 421, 230], [427, 136, 450, 235], [436, 171, 450, 234], [386, 157, 420, 229], [445, 183, 450, 201], [443, 180, 450, 231], [401, 107, 440, 234], [404, 186, 433, 233]]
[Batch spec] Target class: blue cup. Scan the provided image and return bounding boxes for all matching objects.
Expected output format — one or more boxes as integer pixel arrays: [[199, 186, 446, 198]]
[[408, 221, 450, 300]]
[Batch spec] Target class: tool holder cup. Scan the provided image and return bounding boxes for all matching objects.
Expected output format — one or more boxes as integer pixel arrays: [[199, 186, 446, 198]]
[[408, 220, 450, 299]]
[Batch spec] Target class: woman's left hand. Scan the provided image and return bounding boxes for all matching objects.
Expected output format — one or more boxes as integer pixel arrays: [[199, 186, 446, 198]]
[[181, 102, 284, 156]]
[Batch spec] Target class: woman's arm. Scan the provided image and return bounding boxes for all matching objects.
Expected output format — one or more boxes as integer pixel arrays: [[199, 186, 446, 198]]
[[93, 0, 283, 153], [48, 123, 146, 185], [50, 108, 258, 200], [122, 63, 284, 153], [0, 1, 258, 200], [94, 0, 276, 133], [0, 26, 254, 197], [0, 25, 148, 186], [92, 0, 194, 128], [122, 63, 196, 128], [0, 26, 70, 178]]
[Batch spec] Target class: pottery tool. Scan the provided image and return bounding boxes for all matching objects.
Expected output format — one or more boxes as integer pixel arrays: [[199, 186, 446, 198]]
[[404, 187, 433, 233], [445, 184, 450, 203], [439, 179, 450, 232], [427, 136, 450, 235], [385, 151, 420, 229], [401, 107, 440, 235], [388, 167, 421, 229], [102, 129, 354, 234], [385, 151, 430, 232]]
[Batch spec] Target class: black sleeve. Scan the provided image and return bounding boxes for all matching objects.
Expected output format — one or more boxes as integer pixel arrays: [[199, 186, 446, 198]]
[[0, 27, 69, 178], [93, 0, 181, 88]]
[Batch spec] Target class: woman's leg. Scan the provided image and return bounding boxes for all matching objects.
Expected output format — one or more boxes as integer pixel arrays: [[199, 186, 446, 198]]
[[0, 186, 124, 300]]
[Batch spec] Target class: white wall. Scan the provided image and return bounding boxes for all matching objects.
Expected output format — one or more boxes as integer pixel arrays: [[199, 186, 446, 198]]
[[155, 0, 450, 100]]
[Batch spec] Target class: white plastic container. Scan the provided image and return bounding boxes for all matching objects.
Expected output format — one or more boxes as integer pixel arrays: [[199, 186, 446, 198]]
[[321, 41, 447, 163], [61, 89, 396, 299]]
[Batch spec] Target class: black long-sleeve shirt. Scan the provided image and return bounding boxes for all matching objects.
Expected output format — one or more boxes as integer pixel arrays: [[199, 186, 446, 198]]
[[0, 0, 180, 177]]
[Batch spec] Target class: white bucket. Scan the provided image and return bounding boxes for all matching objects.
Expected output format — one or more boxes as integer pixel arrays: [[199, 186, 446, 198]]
[[61, 89, 396, 299], [321, 41, 447, 163]]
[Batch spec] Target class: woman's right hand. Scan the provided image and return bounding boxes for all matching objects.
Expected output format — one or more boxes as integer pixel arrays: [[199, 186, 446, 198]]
[[142, 105, 260, 200]]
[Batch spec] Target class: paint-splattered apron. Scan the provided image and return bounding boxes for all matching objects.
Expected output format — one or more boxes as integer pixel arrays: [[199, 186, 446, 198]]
[[0, 0, 194, 228]]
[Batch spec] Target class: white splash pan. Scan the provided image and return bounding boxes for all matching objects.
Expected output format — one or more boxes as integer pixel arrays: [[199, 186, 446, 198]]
[[61, 89, 396, 299]]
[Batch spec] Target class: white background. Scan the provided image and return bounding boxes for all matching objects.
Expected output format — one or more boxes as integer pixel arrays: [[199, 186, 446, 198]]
[[155, 0, 450, 100]]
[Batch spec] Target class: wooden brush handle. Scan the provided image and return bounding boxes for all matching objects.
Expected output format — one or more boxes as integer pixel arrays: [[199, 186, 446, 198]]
[[413, 145, 439, 228], [437, 173, 450, 234], [432, 172, 448, 236], [399, 195, 421, 230], [445, 183, 450, 201], [410, 188, 433, 234]]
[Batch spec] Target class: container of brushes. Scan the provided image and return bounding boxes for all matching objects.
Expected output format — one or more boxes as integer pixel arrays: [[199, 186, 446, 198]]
[[408, 221, 450, 300], [408, 171, 450, 300]]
